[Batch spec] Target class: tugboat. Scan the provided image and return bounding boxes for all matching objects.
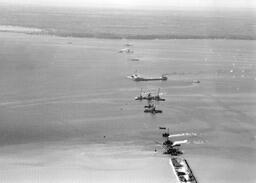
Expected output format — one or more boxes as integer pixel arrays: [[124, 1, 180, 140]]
[[163, 139, 182, 148], [144, 102, 154, 108], [162, 140, 183, 155], [144, 104, 162, 114], [164, 148, 183, 156], [162, 128, 170, 138], [161, 131, 188, 156]]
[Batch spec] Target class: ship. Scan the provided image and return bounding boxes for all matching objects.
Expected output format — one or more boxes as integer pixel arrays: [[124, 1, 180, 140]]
[[128, 73, 168, 81]]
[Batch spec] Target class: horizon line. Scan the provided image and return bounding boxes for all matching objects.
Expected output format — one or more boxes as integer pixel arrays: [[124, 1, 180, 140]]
[[0, 2, 255, 11]]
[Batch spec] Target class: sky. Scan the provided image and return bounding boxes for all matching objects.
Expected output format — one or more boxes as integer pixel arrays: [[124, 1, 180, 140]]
[[0, 0, 255, 9]]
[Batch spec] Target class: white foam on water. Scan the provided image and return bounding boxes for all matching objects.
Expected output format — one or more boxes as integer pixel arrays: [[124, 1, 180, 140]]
[[173, 139, 188, 146], [191, 140, 205, 145], [0, 25, 43, 33], [169, 132, 197, 138]]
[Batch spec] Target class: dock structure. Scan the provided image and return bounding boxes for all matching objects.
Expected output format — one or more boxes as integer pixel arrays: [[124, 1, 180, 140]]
[[159, 129, 198, 182], [169, 157, 198, 183], [184, 159, 198, 183]]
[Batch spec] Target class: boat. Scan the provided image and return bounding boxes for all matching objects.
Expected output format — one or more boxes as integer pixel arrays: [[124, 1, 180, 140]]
[[128, 73, 168, 81], [144, 103, 154, 108], [144, 108, 162, 114], [119, 48, 133, 53], [164, 148, 183, 156], [192, 80, 200, 83], [144, 104, 162, 114], [162, 128, 170, 138], [130, 58, 140, 61]]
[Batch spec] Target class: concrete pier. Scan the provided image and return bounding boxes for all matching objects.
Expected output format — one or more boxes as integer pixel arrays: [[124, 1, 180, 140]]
[[170, 157, 198, 183]]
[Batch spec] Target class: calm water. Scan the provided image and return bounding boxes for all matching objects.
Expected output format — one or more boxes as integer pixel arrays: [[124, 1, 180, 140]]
[[0, 6, 255, 182]]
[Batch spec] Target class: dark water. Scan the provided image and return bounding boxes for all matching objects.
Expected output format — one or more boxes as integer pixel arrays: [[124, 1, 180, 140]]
[[0, 5, 255, 39]]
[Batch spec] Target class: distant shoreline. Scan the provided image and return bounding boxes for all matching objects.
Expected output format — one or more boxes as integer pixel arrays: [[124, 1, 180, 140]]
[[0, 25, 255, 40], [0, 5, 255, 41]]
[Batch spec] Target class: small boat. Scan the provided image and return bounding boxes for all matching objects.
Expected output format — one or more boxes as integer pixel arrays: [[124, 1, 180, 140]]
[[144, 104, 162, 114], [130, 58, 140, 61], [119, 48, 134, 53], [164, 148, 183, 156], [192, 80, 200, 83], [144, 108, 162, 113], [144, 103, 154, 108]]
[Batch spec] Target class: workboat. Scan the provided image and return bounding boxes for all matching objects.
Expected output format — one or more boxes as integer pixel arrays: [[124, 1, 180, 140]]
[[119, 48, 133, 53], [144, 104, 162, 114], [128, 73, 168, 81], [144, 103, 154, 108], [130, 58, 140, 61], [164, 148, 183, 156]]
